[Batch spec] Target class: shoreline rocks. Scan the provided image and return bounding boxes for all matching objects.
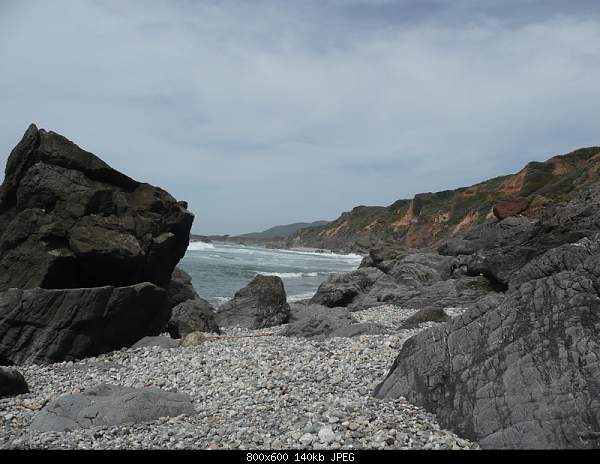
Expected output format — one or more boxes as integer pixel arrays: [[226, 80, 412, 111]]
[[0, 368, 29, 397], [215, 275, 290, 329]]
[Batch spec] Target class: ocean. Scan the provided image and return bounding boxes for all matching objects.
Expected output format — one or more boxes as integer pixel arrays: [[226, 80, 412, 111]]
[[178, 241, 363, 306]]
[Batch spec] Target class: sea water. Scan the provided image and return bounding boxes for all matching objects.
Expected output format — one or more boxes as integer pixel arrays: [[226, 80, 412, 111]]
[[179, 241, 363, 306]]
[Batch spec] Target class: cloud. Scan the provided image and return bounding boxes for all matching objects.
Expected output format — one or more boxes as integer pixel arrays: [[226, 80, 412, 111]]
[[1, 0, 599, 234]]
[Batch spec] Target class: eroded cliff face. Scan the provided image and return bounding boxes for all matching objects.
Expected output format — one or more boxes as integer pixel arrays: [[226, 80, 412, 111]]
[[282, 147, 600, 252]]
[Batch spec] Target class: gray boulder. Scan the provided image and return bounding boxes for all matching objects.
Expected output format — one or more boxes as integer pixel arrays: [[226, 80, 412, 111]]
[[0, 367, 29, 397], [0, 124, 194, 291], [215, 275, 290, 329], [0, 283, 169, 365], [167, 298, 221, 338], [30, 384, 196, 432], [374, 235, 600, 449], [399, 307, 449, 329]]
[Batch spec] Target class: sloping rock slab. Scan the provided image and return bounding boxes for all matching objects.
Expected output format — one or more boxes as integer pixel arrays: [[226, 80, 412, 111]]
[[30, 384, 195, 432], [215, 275, 290, 329], [167, 298, 221, 338], [0, 367, 29, 397], [374, 236, 600, 449], [0, 283, 168, 365]]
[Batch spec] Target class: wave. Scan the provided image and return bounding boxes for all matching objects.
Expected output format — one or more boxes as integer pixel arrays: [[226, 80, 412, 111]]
[[288, 292, 317, 302], [269, 248, 363, 261], [253, 271, 321, 278], [187, 241, 215, 251]]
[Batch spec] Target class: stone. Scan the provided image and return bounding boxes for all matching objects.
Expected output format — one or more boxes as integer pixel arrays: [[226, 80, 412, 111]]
[[131, 336, 180, 350], [318, 426, 336, 444], [215, 275, 290, 329], [180, 331, 207, 347], [167, 298, 221, 338], [0, 124, 194, 291], [0, 367, 29, 397], [374, 234, 600, 449], [0, 283, 169, 365], [30, 384, 196, 432]]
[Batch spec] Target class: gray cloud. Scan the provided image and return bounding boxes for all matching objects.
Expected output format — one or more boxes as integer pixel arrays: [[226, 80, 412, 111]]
[[1, 0, 599, 234]]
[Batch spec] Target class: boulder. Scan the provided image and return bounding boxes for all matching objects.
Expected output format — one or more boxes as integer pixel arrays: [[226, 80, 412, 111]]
[[0, 283, 169, 365], [166, 267, 199, 309], [180, 331, 207, 347], [167, 298, 221, 338], [30, 384, 196, 432], [0, 124, 194, 291], [215, 275, 290, 329], [374, 234, 600, 449], [0, 367, 29, 397], [310, 267, 405, 310]]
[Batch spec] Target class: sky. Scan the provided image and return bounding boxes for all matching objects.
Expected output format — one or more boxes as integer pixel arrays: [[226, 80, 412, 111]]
[[1, 0, 600, 235]]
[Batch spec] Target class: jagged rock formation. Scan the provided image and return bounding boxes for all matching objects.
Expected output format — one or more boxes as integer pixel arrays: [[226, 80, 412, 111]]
[[0, 125, 194, 364], [373, 185, 600, 449], [311, 252, 496, 312], [281, 146, 600, 252], [30, 384, 196, 432], [0, 124, 193, 290], [215, 275, 290, 329]]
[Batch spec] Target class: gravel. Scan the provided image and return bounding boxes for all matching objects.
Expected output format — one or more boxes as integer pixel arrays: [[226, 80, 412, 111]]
[[0, 304, 477, 450]]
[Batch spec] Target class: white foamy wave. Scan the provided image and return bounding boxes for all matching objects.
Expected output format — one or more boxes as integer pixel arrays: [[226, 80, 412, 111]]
[[271, 248, 363, 261], [187, 241, 215, 251], [254, 271, 320, 278], [287, 292, 317, 302], [213, 296, 231, 306]]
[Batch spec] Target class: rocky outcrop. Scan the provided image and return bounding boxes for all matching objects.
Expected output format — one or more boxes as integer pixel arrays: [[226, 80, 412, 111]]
[[0, 124, 193, 291], [0, 367, 29, 397], [30, 384, 196, 432], [215, 275, 290, 329], [374, 231, 600, 449], [167, 298, 221, 338], [0, 283, 168, 365], [311, 253, 495, 312]]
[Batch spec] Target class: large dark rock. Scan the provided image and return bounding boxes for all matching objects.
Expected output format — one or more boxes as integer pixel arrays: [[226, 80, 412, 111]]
[[0, 367, 29, 397], [0, 283, 169, 365], [167, 298, 221, 338], [374, 234, 600, 449], [215, 275, 290, 329], [0, 124, 194, 291], [310, 267, 405, 310], [30, 384, 196, 432], [166, 267, 199, 309]]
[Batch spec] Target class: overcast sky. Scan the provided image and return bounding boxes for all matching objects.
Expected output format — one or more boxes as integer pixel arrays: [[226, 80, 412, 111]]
[[1, 0, 600, 235]]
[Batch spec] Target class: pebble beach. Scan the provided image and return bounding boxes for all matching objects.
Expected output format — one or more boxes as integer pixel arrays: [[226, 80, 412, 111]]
[[0, 305, 476, 450]]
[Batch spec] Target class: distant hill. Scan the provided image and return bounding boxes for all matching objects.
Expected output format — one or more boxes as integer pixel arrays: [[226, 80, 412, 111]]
[[236, 221, 330, 240], [280, 146, 600, 253]]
